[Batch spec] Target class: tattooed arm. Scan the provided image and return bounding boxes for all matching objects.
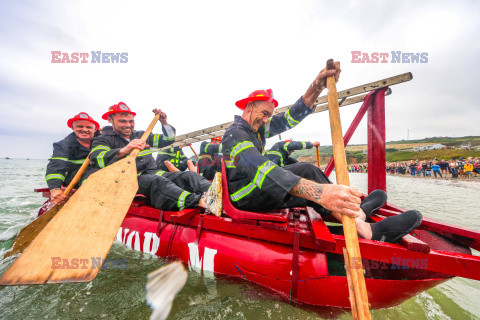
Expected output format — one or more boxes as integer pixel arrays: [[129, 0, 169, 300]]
[[289, 178, 361, 218]]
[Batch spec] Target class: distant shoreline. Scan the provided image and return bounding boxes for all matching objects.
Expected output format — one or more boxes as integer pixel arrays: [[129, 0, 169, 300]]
[[1, 158, 47, 161], [350, 171, 480, 183]]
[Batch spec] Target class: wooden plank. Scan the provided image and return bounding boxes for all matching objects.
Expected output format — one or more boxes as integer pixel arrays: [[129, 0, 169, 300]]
[[305, 207, 336, 251], [399, 234, 431, 253], [158, 73, 406, 148]]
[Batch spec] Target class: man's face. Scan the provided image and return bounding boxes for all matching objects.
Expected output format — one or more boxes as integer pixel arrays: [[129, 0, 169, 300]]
[[72, 120, 96, 142], [109, 113, 135, 139], [245, 100, 275, 132]]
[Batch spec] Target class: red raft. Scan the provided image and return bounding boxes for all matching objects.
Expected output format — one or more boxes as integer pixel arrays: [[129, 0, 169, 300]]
[[35, 87, 480, 309], [34, 180, 480, 309]]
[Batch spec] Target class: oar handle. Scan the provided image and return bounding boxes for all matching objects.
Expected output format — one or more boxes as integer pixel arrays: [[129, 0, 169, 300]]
[[315, 146, 321, 168], [189, 145, 199, 160], [63, 156, 90, 196], [130, 114, 161, 158], [326, 58, 371, 319]]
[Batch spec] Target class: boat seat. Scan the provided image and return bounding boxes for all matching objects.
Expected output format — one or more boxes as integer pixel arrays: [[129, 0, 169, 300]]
[[221, 158, 289, 222]]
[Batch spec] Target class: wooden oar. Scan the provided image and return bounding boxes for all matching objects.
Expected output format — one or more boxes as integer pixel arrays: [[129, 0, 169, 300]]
[[343, 247, 358, 320], [188, 144, 199, 160], [325, 59, 371, 319], [0, 114, 160, 285], [315, 146, 321, 169], [4, 156, 91, 258]]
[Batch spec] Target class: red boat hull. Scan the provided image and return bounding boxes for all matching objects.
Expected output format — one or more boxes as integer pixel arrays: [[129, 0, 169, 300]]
[[117, 213, 447, 309], [36, 190, 480, 310]]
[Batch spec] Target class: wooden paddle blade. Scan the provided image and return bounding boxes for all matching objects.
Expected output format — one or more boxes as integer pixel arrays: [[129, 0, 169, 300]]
[[146, 261, 188, 320], [5, 157, 91, 259], [4, 204, 61, 258], [0, 157, 138, 285]]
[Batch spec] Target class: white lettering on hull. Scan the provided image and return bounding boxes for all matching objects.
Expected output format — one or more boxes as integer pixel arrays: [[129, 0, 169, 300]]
[[188, 242, 217, 277], [143, 232, 160, 255], [116, 228, 123, 242], [124, 230, 139, 251], [117, 227, 160, 255]]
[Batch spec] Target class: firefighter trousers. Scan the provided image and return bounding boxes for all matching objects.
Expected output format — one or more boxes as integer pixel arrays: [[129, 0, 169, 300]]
[[137, 172, 210, 211], [162, 171, 211, 194], [236, 162, 333, 215]]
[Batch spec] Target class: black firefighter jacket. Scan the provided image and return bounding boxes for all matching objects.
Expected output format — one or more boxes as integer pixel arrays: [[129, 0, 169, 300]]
[[198, 141, 223, 180], [222, 96, 312, 207], [156, 146, 189, 171], [86, 125, 175, 179], [45, 132, 92, 190]]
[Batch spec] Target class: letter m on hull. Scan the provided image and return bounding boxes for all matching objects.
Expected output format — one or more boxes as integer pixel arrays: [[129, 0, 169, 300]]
[[188, 242, 217, 276]]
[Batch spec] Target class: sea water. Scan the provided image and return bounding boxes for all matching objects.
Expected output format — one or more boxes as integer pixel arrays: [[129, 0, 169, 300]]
[[1, 159, 479, 319]]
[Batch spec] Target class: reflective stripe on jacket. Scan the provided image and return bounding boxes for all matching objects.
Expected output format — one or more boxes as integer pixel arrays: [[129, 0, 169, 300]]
[[198, 141, 223, 178]]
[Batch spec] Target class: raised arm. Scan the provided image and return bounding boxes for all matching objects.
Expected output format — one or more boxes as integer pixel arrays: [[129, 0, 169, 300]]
[[302, 61, 341, 108]]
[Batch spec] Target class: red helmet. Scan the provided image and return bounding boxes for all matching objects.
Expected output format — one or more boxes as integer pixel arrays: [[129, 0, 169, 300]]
[[211, 136, 222, 142], [235, 89, 278, 110], [67, 112, 99, 131], [102, 102, 136, 120]]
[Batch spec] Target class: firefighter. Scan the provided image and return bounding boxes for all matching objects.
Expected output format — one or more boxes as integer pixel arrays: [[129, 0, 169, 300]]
[[87, 102, 219, 213], [198, 136, 223, 180], [222, 63, 422, 243], [46, 112, 99, 205], [266, 139, 320, 167], [156, 146, 196, 172]]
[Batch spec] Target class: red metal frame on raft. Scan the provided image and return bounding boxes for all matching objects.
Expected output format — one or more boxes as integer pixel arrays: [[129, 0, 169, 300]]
[[367, 88, 387, 193], [323, 87, 388, 193], [319, 87, 480, 251]]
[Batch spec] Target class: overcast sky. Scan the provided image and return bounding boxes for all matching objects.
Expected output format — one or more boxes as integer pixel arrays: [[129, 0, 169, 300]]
[[1, 0, 479, 159]]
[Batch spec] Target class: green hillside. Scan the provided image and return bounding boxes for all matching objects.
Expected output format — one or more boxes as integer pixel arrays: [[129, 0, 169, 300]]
[[290, 136, 480, 164]]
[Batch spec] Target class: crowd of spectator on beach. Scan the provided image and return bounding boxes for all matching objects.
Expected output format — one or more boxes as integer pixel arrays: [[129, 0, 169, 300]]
[[347, 164, 368, 173], [346, 157, 480, 179]]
